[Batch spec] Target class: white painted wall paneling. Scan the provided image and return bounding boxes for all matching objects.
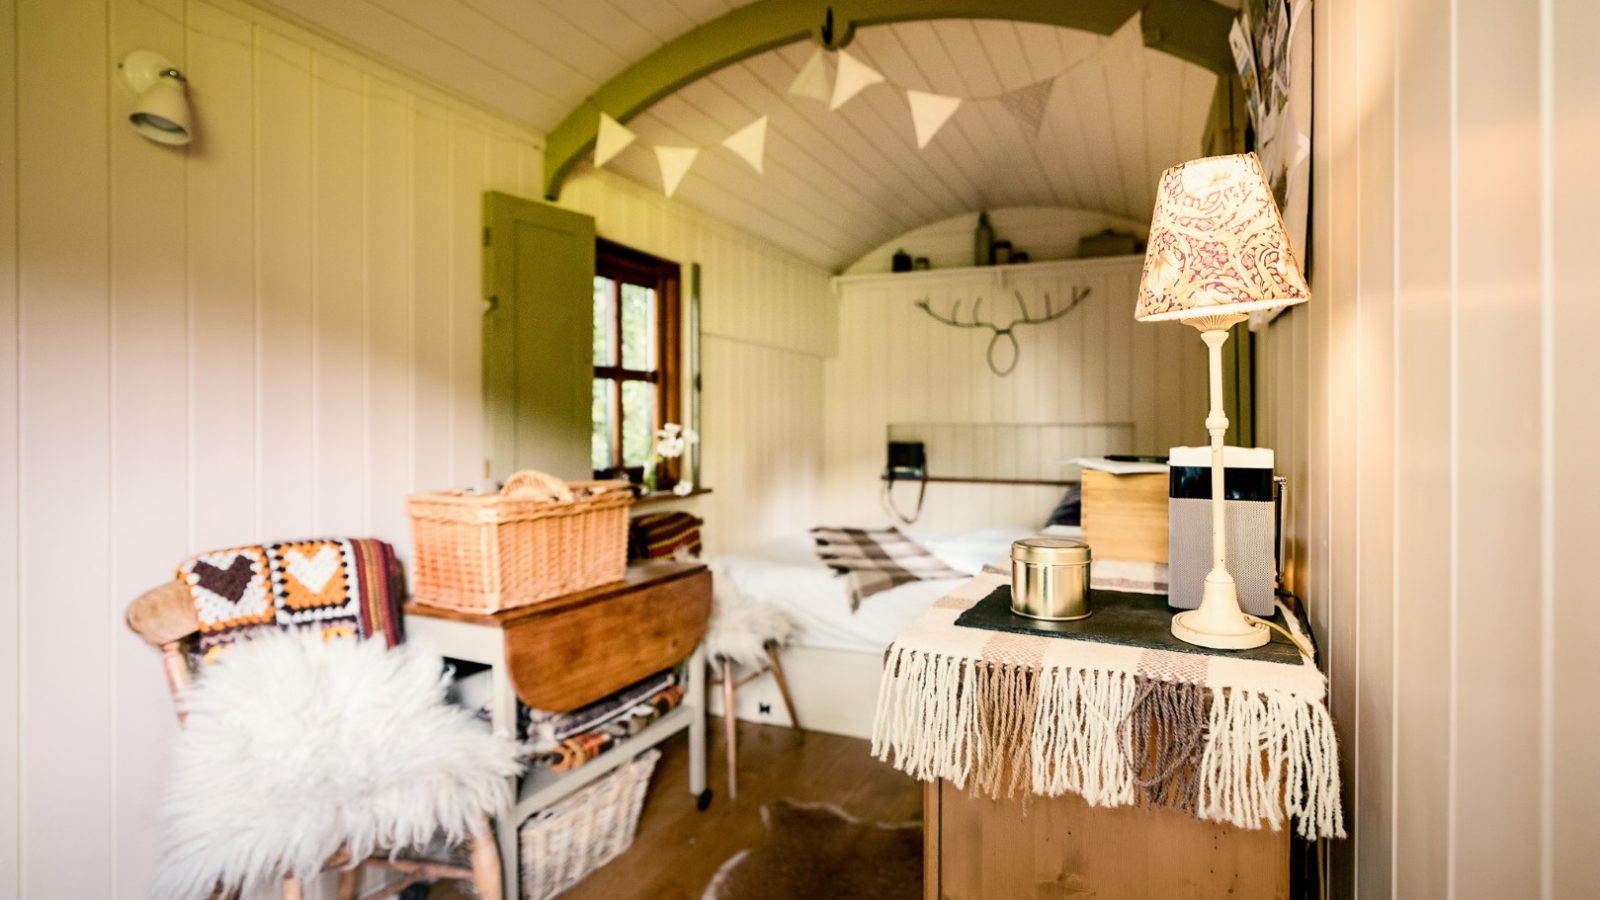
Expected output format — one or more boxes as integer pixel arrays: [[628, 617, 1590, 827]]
[[822, 255, 1205, 533], [1254, 0, 1599, 895], [558, 168, 837, 557], [5, 0, 543, 894]]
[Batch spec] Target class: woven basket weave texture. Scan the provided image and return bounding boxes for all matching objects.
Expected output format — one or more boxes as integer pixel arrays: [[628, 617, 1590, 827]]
[[406, 470, 633, 613], [519, 748, 660, 900]]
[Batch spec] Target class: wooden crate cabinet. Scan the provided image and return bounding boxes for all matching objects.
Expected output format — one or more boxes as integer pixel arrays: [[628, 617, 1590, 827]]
[[924, 779, 1289, 899]]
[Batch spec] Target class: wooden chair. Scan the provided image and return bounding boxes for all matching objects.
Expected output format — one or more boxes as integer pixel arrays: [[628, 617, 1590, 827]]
[[708, 641, 800, 799], [127, 581, 505, 900]]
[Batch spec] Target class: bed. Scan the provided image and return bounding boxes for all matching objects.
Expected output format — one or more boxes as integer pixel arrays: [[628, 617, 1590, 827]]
[[710, 525, 1038, 738], [710, 520, 1170, 738]]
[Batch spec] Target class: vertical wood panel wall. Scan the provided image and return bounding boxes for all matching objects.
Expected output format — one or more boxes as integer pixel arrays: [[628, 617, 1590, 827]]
[[822, 257, 1207, 532], [0, 4, 839, 894], [1254, 0, 1599, 895], [7, 0, 496, 896]]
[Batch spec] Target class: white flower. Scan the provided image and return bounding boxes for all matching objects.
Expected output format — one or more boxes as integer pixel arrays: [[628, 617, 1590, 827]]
[[654, 422, 698, 459], [672, 480, 695, 497]]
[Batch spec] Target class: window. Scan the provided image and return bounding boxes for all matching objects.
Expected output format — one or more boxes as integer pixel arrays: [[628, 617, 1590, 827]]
[[592, 239, 681, 483]]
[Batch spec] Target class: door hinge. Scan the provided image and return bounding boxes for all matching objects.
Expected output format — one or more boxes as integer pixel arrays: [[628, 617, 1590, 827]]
[[483, 226, 491, 247]]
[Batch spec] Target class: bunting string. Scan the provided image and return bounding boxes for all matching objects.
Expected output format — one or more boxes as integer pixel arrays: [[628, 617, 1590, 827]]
[[592, 18, 1141, 197]]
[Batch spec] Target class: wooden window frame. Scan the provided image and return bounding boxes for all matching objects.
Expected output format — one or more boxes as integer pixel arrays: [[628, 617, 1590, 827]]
[[594, 238, 682, 484]]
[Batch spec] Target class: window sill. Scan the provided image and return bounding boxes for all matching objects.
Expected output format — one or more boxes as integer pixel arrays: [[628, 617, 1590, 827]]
[[633, 487, 712, 507]]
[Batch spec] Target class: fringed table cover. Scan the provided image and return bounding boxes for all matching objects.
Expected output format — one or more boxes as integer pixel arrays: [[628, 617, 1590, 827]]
[[871, 571, 1345, 840]]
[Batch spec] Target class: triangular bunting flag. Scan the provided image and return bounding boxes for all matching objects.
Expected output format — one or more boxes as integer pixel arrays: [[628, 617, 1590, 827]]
[[788, 48, 831, 103], [998, 79, 1055, 136], [655, 145, 699, 197], [906, 90, 962, 148], [830, 50, 884, 110], [594, 112, 635, 167], [721, 116, 768, 174]]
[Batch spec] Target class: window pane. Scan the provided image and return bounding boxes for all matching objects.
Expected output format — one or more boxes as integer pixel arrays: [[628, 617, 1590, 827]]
[[593, 276, 614, 367], [591, 378, 614, 472], [621, 380, 655, 468], [620, 282, 653, 370]]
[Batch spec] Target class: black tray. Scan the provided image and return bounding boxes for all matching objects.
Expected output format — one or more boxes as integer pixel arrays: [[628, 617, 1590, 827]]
[[953, 584, 1304, 665]]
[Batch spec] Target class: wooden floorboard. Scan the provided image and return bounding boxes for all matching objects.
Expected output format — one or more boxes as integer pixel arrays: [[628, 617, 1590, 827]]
[[434, 717, 922, 899]]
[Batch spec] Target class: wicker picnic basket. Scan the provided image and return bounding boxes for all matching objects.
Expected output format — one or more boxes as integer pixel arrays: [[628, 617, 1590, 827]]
[[406, 469, 634, 613], [520, 748, 660, 900]]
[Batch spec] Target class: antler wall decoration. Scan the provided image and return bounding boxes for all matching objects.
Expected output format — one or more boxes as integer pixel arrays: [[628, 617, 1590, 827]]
[[914, 286, 1091, 376]]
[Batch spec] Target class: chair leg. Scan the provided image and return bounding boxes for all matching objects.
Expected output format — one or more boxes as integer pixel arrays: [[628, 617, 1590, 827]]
[[334, 866, 359, 900], [280, 877, 304, 900], [721, 657, 738, 799], [765, 641, 801, 731], [469, 813, 505, 900]]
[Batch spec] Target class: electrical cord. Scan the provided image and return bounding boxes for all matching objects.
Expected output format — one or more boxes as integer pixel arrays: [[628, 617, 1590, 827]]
[[1244, 614, 1315, 660], [881, 476, 927, 525]]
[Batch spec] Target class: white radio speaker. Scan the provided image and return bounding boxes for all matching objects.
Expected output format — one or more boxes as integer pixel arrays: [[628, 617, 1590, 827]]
[[1166, 446, 1277, 617]]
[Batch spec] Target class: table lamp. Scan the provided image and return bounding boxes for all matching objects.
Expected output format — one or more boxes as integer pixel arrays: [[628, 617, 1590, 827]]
[[1136, 153, 1308, 649]]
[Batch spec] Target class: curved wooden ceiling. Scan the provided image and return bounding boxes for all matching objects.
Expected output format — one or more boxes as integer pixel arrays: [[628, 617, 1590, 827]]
[[245, 0, 1217, 270]]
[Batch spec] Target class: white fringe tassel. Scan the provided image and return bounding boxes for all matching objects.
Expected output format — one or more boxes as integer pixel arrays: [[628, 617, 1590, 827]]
[[872, 649, 1346, 838]]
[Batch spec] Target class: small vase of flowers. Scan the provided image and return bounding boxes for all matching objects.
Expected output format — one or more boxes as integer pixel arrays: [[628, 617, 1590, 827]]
[[646, 422, 698, 496]]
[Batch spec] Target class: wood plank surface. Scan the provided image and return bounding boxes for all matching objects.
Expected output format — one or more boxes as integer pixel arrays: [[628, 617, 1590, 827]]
[[932, 780, 1289, 899], [1081, 470, 1169, 563], [503, 568, 711, 711], [429, 720, 923, 900]]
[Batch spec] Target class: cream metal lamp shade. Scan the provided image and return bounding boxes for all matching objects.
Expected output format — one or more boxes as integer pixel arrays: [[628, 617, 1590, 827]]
[[120, 50, 193, 146], [1136, 153, 1307, 325]]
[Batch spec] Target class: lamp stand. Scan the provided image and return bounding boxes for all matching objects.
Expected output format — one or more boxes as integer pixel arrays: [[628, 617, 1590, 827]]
[[1170, 318, 1269, 650]]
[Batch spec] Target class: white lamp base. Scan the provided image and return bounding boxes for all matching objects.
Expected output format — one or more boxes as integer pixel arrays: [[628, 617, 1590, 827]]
[[1170, 573, 1270, 649], [1171, 609, 1270, 649]]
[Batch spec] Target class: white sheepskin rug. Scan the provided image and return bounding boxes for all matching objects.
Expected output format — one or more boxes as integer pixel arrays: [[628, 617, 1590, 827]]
[[152, 633, 523, 899], [705, 566, 798, 669]]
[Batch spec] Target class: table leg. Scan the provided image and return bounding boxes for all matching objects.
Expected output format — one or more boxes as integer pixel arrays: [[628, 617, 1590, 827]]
[[687, 643, 707, 800]]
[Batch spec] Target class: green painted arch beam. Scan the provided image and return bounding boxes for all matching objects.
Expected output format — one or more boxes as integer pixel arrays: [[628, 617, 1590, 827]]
[[542, 0, 1237, 200]]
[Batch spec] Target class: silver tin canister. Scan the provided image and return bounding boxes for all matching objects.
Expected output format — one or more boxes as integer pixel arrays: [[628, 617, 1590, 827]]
[[1010, 538, 1092, 621]]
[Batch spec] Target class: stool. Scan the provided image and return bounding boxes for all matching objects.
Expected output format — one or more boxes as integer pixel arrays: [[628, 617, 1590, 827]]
[[705, 576, 799, 798]]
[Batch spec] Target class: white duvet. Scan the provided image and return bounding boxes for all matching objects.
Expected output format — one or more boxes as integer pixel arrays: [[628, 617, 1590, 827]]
[[715, 526, 1037, 655]]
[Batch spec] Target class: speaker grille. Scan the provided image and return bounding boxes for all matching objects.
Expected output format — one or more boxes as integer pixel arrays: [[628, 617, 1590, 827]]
[[1167, 498, 1277, 616]]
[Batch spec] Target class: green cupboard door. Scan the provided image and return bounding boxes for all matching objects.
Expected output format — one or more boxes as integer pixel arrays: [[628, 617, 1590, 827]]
[[483, 191, 596, 484]]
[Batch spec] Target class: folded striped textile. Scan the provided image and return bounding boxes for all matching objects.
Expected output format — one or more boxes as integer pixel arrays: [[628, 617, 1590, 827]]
[[871, 572, 1345, 840], [810, 527, 965, 610], [629, 511, 703, 560], [177, 538, 405, 662], [519, 669, 678, 751], [530, 685, 685, 771]]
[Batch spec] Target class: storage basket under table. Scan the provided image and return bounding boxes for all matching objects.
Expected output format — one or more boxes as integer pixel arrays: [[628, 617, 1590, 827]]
[[406, 470, 633, 614], [520, 748, 660, 900]]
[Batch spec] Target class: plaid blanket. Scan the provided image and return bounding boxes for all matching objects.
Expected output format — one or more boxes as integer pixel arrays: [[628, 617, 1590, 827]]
[[810, 527, 965, 610], [177, 537, 405, 662], [529, 684, 685, 771], [519, 669, 678, 751], [871, 572, 1344, 839]]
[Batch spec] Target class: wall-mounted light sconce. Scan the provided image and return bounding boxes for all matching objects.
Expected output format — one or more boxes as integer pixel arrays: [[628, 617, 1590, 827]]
[[118, 50, 192, 146]]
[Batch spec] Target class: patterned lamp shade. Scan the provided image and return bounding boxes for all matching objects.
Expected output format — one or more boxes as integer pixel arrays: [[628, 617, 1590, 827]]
[[1135, 153, 1309, 323]]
